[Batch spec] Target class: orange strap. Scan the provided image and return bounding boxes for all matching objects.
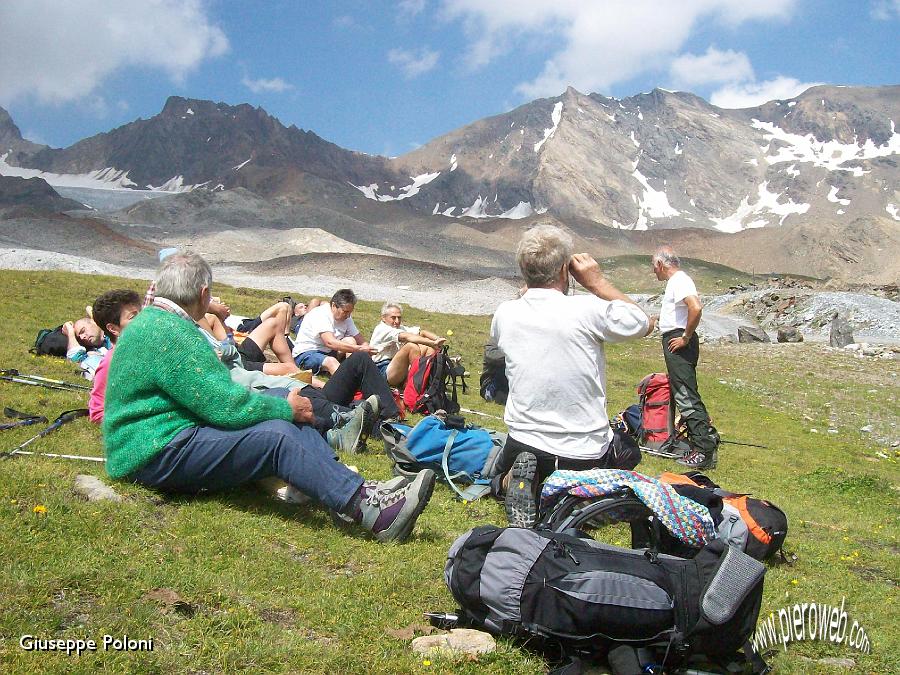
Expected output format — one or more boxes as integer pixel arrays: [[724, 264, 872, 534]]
[[725, 496, 772, 545], [659, 471, 698, 487]]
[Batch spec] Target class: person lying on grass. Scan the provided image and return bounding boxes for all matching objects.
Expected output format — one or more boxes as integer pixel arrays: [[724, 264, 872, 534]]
[[102, 251, 434, 542], [62, 314, 111, 380], [199, 298, 301, 377], [370, 301, 446, 387]]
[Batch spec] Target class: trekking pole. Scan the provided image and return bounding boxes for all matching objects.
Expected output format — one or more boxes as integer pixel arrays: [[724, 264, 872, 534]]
[[0, 408, 89, 461], [719, 439, 768, 449], [459, 407, 504, 422], [11, 450, 104, 462], [0, 407, 48, 431], [0, 369, 91, 392]]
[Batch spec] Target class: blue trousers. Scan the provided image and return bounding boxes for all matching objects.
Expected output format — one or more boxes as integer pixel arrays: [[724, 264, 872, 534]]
[[131, 420, 364, 512]]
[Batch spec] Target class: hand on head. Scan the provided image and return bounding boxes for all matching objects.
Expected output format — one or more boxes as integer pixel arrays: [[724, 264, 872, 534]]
[[568, 253, 602, 288]]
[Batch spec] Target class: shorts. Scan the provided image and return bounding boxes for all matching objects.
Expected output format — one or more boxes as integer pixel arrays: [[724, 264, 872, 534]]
[[295, 349, 336, 374], [374, 358, 391, 377], [236, 337, 265, 364]]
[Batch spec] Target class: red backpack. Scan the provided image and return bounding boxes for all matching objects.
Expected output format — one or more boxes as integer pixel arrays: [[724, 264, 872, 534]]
[[403, 346, 463, 414], [637, 373, 674, 448]]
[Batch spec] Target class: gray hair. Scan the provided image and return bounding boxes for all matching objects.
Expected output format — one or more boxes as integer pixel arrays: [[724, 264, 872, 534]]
[[381, 301, 402, 316], [652, 246, 681, 268], [516, 224, 574, 288], [155, 251, 213, 307]]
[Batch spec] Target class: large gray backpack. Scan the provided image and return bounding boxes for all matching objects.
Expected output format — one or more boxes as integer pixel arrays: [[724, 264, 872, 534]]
[[444, 526, 768, 673]]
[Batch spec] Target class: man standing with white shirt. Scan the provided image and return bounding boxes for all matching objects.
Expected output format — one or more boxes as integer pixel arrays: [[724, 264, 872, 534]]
[[491, 224, 654, 527], [652, 246, 718, 469]]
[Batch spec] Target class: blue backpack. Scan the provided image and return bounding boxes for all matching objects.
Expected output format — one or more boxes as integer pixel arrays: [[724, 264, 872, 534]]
[[381, 415, 506, 500]]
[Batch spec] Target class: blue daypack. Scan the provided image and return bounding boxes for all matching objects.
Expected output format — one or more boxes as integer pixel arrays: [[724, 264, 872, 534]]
[[381, 415, 506, 500]]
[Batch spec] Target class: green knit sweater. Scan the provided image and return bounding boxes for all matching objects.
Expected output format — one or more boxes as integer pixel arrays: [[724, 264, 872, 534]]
[[102, 306, 293, 478]]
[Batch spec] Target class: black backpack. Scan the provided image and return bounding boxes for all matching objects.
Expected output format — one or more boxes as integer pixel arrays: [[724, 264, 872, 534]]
[[479, 339, 508, 404], [445, 526, 768, 674], [32, 326, 68, 357]]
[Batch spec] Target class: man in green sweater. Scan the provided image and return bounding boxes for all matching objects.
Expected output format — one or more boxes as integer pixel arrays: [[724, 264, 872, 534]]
[[103, 252, 435, 543]]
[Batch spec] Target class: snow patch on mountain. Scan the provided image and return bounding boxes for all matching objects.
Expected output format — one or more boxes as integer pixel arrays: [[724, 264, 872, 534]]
[[449, 154, 457, 171], [0, 152, 138, 190], [350, 171, 440, 202], [232, 157, 252, 171], [534, 101, 563, 152], [146, 175, 199, 192], [752, 118, 900, 175], [632, 169, 679, 229], [827, 185, 850, 206], [887, 203, 900, 221], [710, 181, 810, 233]]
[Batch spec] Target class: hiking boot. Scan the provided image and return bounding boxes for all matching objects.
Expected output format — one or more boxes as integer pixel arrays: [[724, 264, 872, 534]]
[[352, 470, 436, 543], [677, 448, 718, 470], [326, 405, 366, 454], [505, 452, 538, 528], [356, 395, 380, 452]]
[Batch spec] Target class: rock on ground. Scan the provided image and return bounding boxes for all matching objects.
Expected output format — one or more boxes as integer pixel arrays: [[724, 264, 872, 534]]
[[74, 474, 122, 502], [411, 628, 496, 657], [738, 325, 770, 343]]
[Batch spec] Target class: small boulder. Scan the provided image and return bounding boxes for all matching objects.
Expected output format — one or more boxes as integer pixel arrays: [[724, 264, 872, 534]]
[[411, 628, 496, 657], [776, 327, 803, 343], [74, 474, 122, 502], [829, 313, 854, 348], [737, 325, 770, 343]]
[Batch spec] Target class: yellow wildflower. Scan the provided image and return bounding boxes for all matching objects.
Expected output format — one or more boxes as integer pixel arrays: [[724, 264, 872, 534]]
[[33, 504, 47, 514]]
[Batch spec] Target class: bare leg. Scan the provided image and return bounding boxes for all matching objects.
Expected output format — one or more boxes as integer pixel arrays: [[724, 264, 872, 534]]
[[385, 342, 433, 387], [321, 355, 341, 375], [248, 316, 294, 363], [258, 301, 291, 336], [262, 361, 300, 376], [201, 313, 229, 341]]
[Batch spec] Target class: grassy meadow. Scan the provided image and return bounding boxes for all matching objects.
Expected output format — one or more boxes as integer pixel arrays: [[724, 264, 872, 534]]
[[0, 269, 896, 674]]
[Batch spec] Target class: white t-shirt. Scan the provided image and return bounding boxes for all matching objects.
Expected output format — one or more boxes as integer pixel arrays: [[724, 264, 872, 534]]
[[659, 270, 699, 333], [370, 321, 420, 362], [491, 288, 648, 460], [291, 304, 359, 356]]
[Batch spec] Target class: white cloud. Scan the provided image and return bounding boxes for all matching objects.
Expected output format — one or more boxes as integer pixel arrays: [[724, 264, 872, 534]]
[[870, 0, 900, 20], [710, 76, 822, 108], [332, 14, 357, 29], [670, 47, 754, 88], [388, 47, 440, 78], [0, 0, 228, 106], [399, 0, 427, 17], [241, 76, 294, 94], [439, 0, 796, 97]]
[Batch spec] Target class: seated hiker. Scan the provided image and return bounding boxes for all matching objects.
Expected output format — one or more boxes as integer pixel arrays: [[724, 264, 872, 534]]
[[131, 278, 401, 453], [490, 224, 655, 527], [102, 251, 435, 543], [370, 302, 446, 387], [88, 289, 142, 424], [62, 315, 112, 380], [291, 289, 375, 375], [289, 297, 322, 335]]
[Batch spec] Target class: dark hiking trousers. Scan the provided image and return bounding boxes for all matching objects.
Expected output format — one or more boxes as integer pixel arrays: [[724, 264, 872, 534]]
[[491, 429, 642, 497], [662, 328, 717, 454], [298, 351, 400, 422]]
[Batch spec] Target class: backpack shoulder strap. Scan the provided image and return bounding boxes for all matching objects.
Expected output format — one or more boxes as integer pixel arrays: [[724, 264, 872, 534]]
[[440, 429, 479, 500]]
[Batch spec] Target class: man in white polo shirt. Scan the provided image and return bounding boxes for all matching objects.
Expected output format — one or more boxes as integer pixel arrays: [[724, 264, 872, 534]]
[[652, 246, 718, 469], [491, 224, 654, 527]]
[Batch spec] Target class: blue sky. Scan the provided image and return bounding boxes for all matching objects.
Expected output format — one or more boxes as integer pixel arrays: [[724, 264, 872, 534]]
[[1, 0, 898, 157]]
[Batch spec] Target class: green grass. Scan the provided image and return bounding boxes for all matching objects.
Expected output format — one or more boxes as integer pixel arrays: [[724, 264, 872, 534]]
[[595, 254, 819, 294], [0, 270, 896, 673]]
